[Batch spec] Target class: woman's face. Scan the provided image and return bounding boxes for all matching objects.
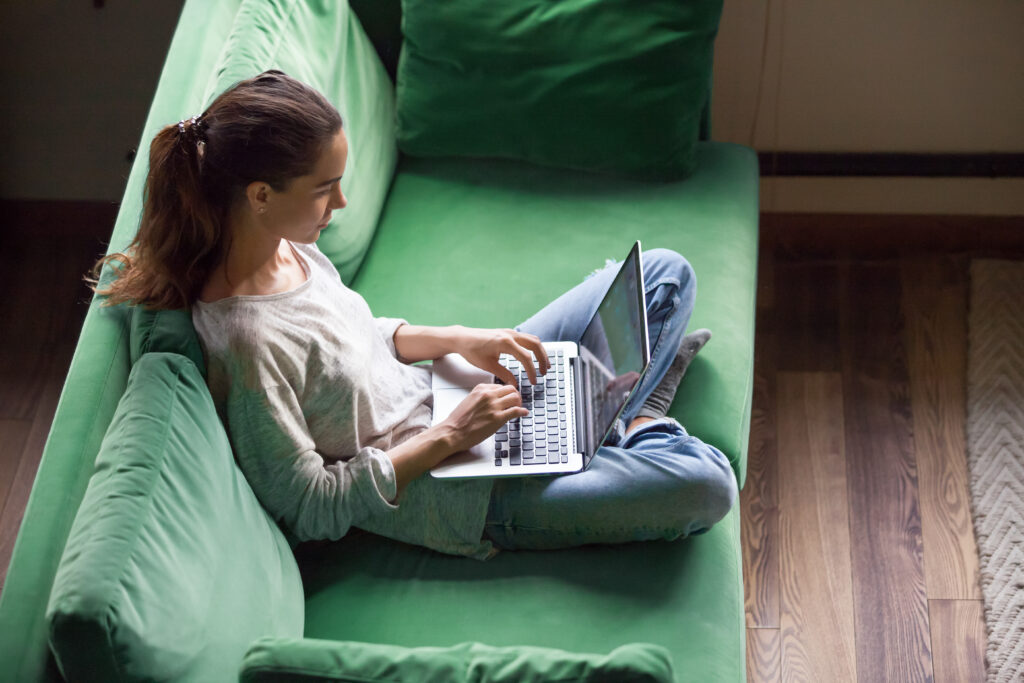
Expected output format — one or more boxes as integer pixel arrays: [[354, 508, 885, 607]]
[[254, 129, 349, 245]]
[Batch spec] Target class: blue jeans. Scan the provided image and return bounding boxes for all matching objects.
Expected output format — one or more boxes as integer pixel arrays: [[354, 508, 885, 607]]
[[484, 249, 738, 550]]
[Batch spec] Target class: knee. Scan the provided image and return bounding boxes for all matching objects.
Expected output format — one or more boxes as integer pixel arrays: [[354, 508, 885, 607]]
[[700, 456, 739, 530], [643, 248, 695, 291], [673, 446, 738, 536]]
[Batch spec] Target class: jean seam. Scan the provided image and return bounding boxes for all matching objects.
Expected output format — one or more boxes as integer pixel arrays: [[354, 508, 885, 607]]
[[644, 275, 682, 361], [487, 522, 687, 548], [487, 522, 642, 545]]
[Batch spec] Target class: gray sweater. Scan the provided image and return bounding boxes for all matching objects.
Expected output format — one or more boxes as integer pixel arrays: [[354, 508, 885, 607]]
[[193, 242, 495, 559]]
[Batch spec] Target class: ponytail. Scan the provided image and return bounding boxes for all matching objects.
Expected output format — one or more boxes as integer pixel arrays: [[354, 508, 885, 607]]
[[90, 71, 342, 310], [92, 116, 223, 309]]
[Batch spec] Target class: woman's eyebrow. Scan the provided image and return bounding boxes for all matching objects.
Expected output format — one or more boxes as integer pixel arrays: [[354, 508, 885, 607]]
[[315, 175, 342, 188]]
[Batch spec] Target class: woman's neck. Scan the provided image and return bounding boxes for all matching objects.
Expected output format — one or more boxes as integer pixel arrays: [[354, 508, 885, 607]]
[[199, 215, 306, 302]]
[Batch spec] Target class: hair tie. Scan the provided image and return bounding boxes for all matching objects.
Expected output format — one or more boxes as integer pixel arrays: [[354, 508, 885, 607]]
[[177, 115, 206, 143]]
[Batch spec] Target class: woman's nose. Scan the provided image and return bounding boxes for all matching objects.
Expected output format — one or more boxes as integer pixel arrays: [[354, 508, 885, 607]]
[[330, 183, 347, 210]]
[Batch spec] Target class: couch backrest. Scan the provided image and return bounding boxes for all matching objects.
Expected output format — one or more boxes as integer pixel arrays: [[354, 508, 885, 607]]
[[204, 0, 399, 284], [101, 0, 397, 288], [348, 0, 714, 142]]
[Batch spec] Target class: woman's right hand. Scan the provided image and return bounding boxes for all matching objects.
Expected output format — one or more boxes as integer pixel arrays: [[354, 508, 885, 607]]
[[439, 383, 528, 453]]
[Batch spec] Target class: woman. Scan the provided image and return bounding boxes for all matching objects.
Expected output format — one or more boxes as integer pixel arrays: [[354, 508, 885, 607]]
[[94, 71, 737, 560]]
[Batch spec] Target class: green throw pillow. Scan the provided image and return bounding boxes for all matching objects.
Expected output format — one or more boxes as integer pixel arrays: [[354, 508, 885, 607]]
[[203, 0, 398, 283], [129, 305, 205, 370], [240, 638, 675, 683], [46, 353, 304, 682], [396, 0, 723, 180]]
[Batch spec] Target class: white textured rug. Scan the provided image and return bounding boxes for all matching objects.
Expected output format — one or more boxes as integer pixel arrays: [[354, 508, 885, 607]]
[[967, 259, 1024, 683]]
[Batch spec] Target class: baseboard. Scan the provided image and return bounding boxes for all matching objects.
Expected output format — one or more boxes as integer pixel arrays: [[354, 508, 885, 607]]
[[759, 177, 1024, 216], [1, 200, 120, 241], [759, 153, 1024, 177], [761, 213, 1024, 259]]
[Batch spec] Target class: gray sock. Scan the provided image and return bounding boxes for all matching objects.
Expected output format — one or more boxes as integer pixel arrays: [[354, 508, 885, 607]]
[[635, 329, 712, 419]]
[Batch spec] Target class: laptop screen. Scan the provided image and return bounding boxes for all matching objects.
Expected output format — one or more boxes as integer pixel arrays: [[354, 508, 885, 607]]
[[578, 242, 649, 449]]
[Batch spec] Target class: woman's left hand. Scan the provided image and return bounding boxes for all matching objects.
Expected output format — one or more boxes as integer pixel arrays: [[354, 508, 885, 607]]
[[454, 327, 550, 387]]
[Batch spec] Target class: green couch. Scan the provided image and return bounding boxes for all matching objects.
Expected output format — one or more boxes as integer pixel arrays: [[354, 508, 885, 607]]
[[0, 1, 759, 680]]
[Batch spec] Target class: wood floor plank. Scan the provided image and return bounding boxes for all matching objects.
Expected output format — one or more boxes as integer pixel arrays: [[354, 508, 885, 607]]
[[929, 600, 986, 683], [0, 420, 33, 521], [0, 347, 57, 421], [743, 258, 780, 627], [0, 234, 61, 346], [0, 346, 73, 593], [901, 257, 981, 600], [774, 262, 840, 372], [0, 230, 102, 349], [746, 628, 781, 683], [840, 262, 933, 683], [757, 244, 776, 310], [777, 372, 857, 683]]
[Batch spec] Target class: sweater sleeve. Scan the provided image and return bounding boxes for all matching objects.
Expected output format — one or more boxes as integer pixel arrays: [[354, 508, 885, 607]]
[[228, 382, 399, 542], [373, 317, 407, 359]]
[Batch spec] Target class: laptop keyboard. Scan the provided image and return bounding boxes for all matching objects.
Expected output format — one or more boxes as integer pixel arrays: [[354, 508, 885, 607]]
[[494, 350, 571, 467]]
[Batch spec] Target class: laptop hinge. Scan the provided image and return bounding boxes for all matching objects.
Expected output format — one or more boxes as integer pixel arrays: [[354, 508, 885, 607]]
[[571, 355, 590, 457]]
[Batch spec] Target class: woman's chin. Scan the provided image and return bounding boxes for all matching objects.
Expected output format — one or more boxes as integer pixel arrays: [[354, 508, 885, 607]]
[[293, 232, 321, 245]]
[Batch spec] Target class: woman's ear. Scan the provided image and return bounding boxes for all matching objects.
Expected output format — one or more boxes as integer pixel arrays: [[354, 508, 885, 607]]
[[245, 181, 271, 215]]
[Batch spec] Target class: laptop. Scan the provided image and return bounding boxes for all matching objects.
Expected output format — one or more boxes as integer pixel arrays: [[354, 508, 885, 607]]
[[430, 241, 650, 478]]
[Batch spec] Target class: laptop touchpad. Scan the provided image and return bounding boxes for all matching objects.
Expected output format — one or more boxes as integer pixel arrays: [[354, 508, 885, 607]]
[[431, 353, 493, 390]]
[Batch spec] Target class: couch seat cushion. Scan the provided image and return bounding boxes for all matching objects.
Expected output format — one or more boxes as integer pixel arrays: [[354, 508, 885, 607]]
[[299, 507, 744, 683], [352, 141, 759, 485]]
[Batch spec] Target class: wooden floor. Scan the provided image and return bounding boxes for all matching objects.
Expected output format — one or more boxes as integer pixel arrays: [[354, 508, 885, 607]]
[[0, 205, 1022, 683], [0, 201, 117, 590], [744, 215, 1024, 683]]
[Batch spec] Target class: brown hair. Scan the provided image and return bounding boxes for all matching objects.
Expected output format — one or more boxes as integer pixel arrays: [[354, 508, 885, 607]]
[[91, 70, 343, 309]]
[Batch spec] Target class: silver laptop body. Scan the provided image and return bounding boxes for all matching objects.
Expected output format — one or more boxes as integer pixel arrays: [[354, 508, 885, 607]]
[[430, 241, 650, 479]]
